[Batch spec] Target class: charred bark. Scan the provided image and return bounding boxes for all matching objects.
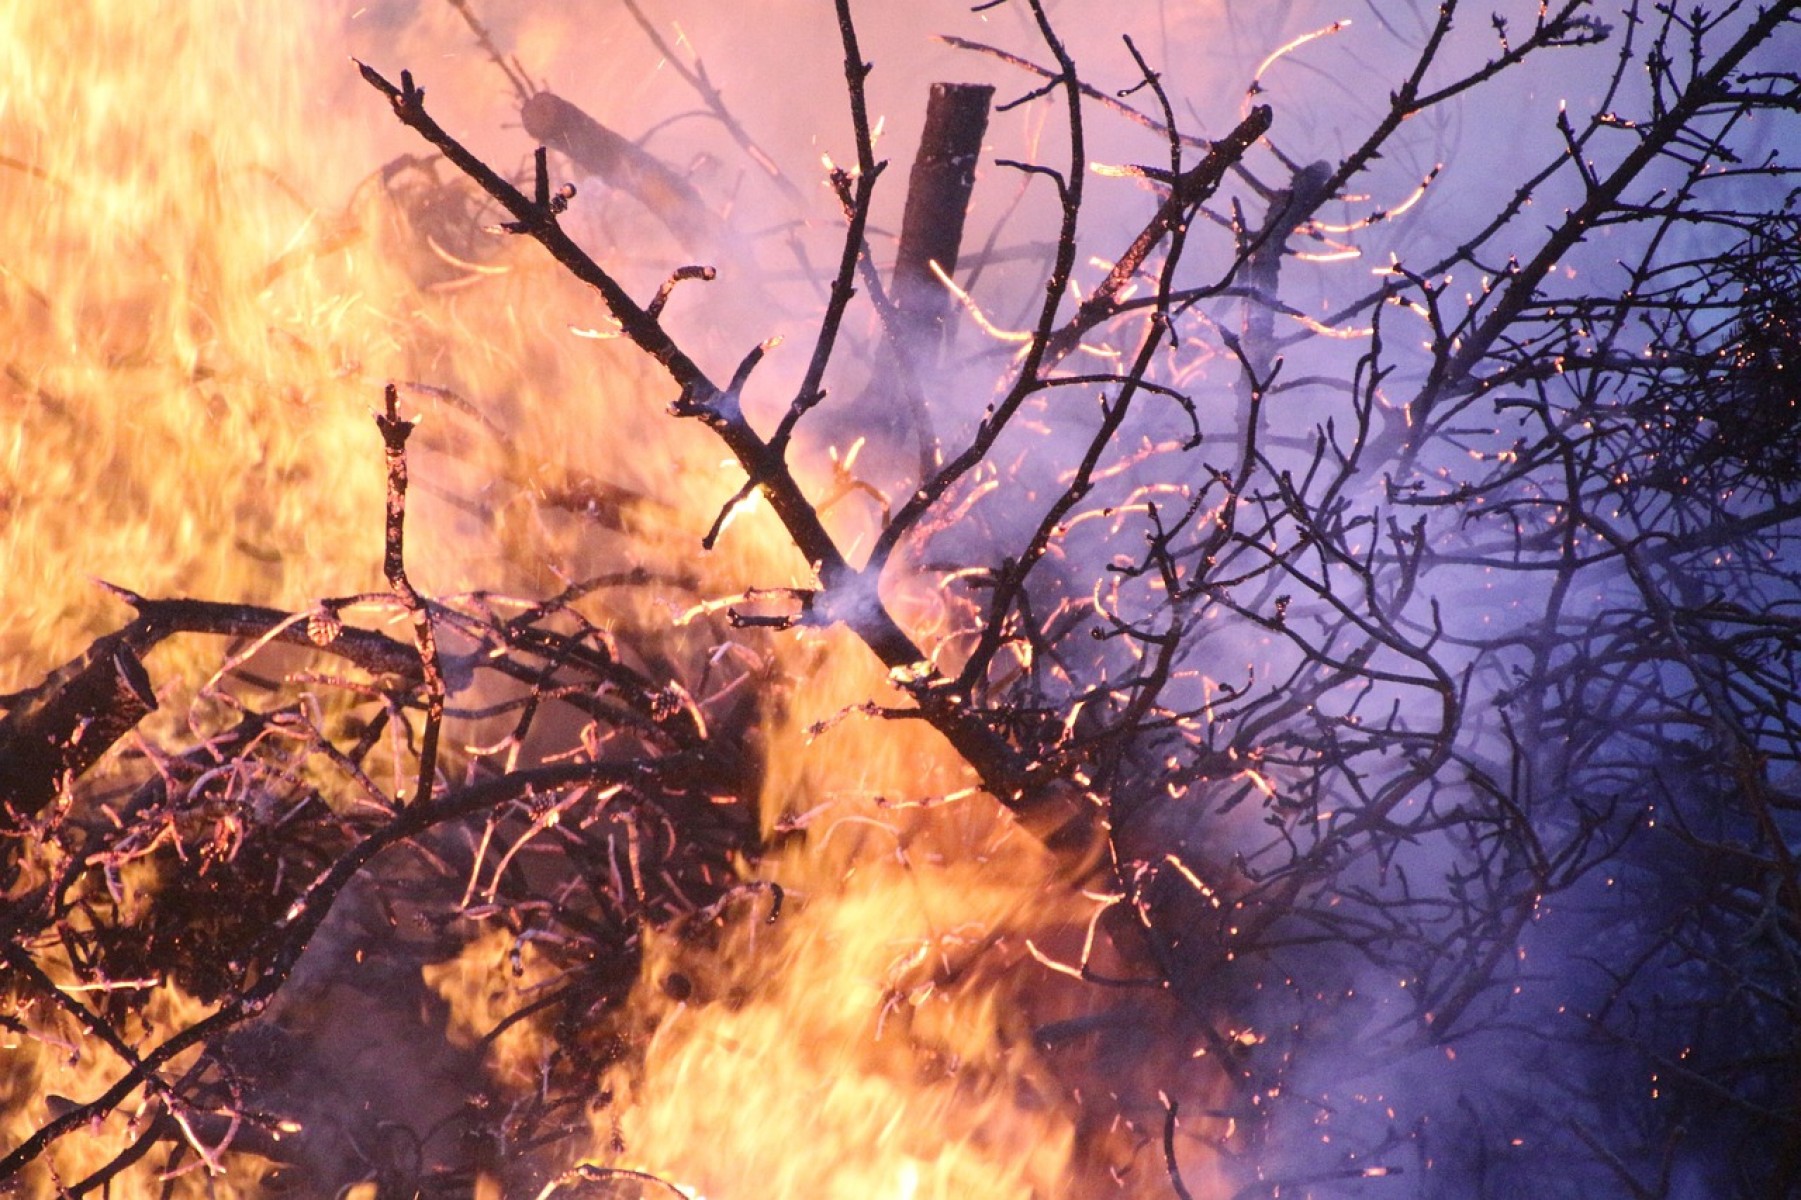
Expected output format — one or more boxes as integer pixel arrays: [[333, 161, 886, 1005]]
[[892, 82, 993, 359], [521, 90, 724, 254], [848, 82, 994, 480], [0, 635, 155, 824]]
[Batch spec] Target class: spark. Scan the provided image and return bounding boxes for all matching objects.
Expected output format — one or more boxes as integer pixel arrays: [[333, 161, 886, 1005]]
[[930, 260, 1034, 343], [1240, 768, 1277, 799], [712, 489, 762, 540], [1294, 313, 1374, 339], [1249, 21, 1352, 98], [1090, 162, 1157, 180], [1163, 854, 1222, 908], [1025, 938, 1088, 981], [425, 233, 512, 276], [1314, 165, 1441, 232], [675, 590, 756, 626], [56, 977, 162, 993]]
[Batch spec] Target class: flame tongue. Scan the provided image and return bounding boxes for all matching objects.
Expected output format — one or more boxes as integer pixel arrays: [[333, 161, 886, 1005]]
[[587, 652, 1095, 1200]]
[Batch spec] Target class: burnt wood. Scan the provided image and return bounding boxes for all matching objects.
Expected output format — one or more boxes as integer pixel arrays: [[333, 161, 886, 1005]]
[[521, 90, 723, 253], [892, 82, 994, 356], [0, 635, 155, 822]]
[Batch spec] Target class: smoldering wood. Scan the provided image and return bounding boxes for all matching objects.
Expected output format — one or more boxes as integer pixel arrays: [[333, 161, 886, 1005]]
[[837, 84, 994, 499], [892, 82, 994, 356], [0, 634, 154, 822]]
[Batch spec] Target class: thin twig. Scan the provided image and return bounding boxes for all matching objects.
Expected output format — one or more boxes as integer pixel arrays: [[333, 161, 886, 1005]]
[[377, 382, 446, 806]]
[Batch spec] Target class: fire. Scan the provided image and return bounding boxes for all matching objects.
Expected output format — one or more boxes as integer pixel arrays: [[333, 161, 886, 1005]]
[[2, 2, 398, 1186], [586, 633, 1098, 1200], [2, 3, 1199, 1196], [0, 2, 409, 655]]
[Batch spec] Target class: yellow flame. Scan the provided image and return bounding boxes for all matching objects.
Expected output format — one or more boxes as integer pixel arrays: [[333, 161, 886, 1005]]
[[4, 3, 1227, 1196], [582, 632, 1107, 1198]]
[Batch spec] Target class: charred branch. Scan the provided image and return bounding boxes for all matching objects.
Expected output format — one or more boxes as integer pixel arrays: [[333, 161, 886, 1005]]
[[892, 82, 994, 357], [0, 636, 154, 827]]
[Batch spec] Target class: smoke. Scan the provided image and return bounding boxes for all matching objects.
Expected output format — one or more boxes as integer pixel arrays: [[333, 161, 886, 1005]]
[[7, 0, 1795, 1195], [339, 1, 1800, 1193]]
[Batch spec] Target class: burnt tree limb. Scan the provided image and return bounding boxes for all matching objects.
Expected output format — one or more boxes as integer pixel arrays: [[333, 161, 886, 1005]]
[[0, 593, 418, 832], [893, 82, 993, 358], [1238, 159, 1333, 375], [848, 82, 993, 478], [0, 635, 154, 823], [835, 82, 993, 482], [520, 90, 724, 253]]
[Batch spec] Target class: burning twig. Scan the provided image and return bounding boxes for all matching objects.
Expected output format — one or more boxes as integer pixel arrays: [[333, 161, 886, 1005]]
[[536, 1162, 693, 1198]]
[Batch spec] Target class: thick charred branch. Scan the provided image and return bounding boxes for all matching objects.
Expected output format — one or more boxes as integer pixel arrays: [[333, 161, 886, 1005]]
[[847, 82, 993, 478], [118, 594, 422, 678], [864, 0, 1090, 575], [0, 636, 154, 825], [0, 594, 421, 829], [1239, 159, 1334, 374], [618, 0, 807, 209], [520, 90, 724, 253], [1040, 104, 1270, 367], [892, 82, 993, 354], [0, 581, 748, 819]]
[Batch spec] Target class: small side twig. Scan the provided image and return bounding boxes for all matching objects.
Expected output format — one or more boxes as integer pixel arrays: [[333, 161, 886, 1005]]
[[1161, 1094, 1196, 1200]]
